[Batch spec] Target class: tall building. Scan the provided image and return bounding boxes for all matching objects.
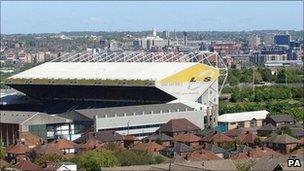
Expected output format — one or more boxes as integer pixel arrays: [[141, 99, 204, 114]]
[[274, 34, 291, 46], [249, 35, 261, 49], [162, 31, 170, 39], [183, 32, 188, 46]]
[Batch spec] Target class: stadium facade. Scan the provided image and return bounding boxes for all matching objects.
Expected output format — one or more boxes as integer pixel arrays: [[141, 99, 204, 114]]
[[4, 51, 227, 139]]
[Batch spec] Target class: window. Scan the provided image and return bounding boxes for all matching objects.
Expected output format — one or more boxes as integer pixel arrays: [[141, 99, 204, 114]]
[[250, 118, 257, 127], [238, 122, 244, 128]]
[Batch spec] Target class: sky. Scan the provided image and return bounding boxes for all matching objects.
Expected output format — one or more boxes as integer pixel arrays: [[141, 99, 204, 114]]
[[1, 1, 303, 34]]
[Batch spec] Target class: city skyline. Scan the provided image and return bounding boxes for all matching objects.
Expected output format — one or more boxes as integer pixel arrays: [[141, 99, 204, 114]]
[[1, 1, 303, 34]]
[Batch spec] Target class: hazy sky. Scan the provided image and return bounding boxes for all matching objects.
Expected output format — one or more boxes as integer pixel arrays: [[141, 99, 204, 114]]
[[1, 1, 303, 34]]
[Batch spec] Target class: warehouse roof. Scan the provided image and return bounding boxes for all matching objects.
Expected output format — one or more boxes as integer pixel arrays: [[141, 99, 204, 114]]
[[75, 103, 193, 119], [0, 111, 39, 124], [218, 110, 269, 123], [8, 62, 195, 81], [0, 110, 71, 124]]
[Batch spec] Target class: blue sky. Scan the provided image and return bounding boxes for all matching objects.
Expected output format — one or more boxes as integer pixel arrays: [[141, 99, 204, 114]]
[[1, 1, 303, 34]]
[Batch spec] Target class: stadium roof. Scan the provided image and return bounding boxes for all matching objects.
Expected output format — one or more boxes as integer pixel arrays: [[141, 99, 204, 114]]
[[75, 103, 193, 119], [218, 110, 269, 123], [8, 62, 195, 81]]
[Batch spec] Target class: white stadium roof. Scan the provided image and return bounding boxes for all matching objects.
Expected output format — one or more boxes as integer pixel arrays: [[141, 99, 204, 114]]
[[9, 62, 195, 81], [218, 110, 269, 123]]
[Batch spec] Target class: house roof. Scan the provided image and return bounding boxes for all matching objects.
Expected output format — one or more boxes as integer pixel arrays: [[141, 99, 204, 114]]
[[73, 130, 124, 143], [195, 127, 216, 137], [20, 132, 42, 148], [7, 143, 30, 155], [161, 142, 193, 154], [156, 118, 200, 133], [0, 159, 9, 167], [77, 139, 103, 150], [204, 144, 226, 154], [258, 123, 276, 131], [142, 133, 173, 142], [230, 152, 249, 160], [202, 132, 233, 143], [133, 142, 164, 153], [75, 103, 192, 119], [123, 135, 140, 141], [50, 139, 77, 150], [248, 147, 284, 158], [188, 149, 222, 161], [268, 114, 294, 123], [33, 143, 64, 155], [250, 156, 286, 171], [237, 132, 258, 144], [264, 134, 300, 144], [225, 128, 247, 137], [173, 133, 201, 143], [218, 110, 268, 123], [291, 148, 304, 156], [179, 159, 237, 171], [15, 160, 41, 171]]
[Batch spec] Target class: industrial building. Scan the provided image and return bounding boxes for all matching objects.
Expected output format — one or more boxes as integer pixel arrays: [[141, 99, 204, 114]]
[[0, 111, 72, 145], [4, 51, 227, 139]]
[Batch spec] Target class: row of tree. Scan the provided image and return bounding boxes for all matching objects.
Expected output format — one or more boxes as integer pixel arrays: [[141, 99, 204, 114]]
[[225, 86, 304, 103], [227, 67, 303, 86], [219, 100, 303, 121]]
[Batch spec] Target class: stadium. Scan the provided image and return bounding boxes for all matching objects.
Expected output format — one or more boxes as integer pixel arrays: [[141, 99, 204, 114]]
[[4, 51, 228, 139]]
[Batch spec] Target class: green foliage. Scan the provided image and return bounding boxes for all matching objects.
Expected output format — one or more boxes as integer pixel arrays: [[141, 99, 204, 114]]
[[234, 159, 256, 171], [34, 153, 63, 166], [71, 149, 119, 170], [226, 68, 303, 86], [279, 126, 296, 138], [154, 155, 165, 164], [287, 107, 304, 122], [113, 149, 164, 166], [0, 141, 6, 159], [254, 137, 262, 147]]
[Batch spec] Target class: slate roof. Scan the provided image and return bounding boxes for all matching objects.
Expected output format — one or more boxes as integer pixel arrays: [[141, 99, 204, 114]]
[[161, 142, 193, 154], [195, 127, 216, 137], [204, 144, 226, 154], [73, 130, 124, 143], [142, 133, 173, 142], [264, 134, 300, 144], [258, 123, 276, 131], [75, 103, 193, 119], [133, 142, 164, 153], [268, 114, 294, 123], [156, 118, 200, 133]]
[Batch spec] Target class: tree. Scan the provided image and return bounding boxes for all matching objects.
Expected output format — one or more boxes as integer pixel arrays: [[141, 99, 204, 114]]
[[0, 141, 6, 159], [71, 149, 119, 170], [114, 149, 158, 166], [279, 126, 295, 138], [34, 153, 63, 166]]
